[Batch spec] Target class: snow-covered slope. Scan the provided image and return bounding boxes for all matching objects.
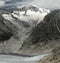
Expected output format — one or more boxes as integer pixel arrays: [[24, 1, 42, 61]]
[[12, 5, 50, 25]]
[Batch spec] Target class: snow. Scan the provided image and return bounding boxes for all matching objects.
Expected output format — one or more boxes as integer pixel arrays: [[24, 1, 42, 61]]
[[2, 14, 13, 21], [13, 11, 25, 16], [39, 8, 50, 13], [12, 5, 50, 24], [11, 9, 48, 25], [31, 5, 38, 8], [26, 10, 37, 15], [2, 6, 50, 28], [2, 14, 21, 30], [0, 54, 48, 63]]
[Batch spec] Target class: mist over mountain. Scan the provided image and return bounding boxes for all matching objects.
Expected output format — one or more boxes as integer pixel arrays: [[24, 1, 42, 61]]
[[0, 0, 60, 9]]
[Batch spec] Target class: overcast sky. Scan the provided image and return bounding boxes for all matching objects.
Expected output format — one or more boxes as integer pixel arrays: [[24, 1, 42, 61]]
[[0, 0, 60, 9]]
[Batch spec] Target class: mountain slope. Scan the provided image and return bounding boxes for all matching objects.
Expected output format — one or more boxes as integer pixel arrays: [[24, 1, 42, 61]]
[[38, 46, 60, 63]]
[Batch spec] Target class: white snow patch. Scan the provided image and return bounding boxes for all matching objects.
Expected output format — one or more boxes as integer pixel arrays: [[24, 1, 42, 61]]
[[0, 54, 48, 61], [11, 10, 48, 25]]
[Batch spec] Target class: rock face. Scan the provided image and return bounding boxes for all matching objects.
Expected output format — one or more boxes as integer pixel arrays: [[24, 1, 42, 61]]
[[0, 15, 12, 41], [37, 10, 60, 63], [27, 9, 60, 44]]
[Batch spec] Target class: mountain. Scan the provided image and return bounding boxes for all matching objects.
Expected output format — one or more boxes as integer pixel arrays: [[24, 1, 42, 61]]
[[0, 4, 60, 63], [0, 5, 60, 60], [0, 5, 50, 55]]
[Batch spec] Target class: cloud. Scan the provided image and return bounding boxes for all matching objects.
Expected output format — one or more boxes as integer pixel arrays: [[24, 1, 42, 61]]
[[0, 0, 5, 7], [29, 0, 60, 9], [0, 0, 31, 7], [3, 0, 31, 8], [0, 0, 60, 9]]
